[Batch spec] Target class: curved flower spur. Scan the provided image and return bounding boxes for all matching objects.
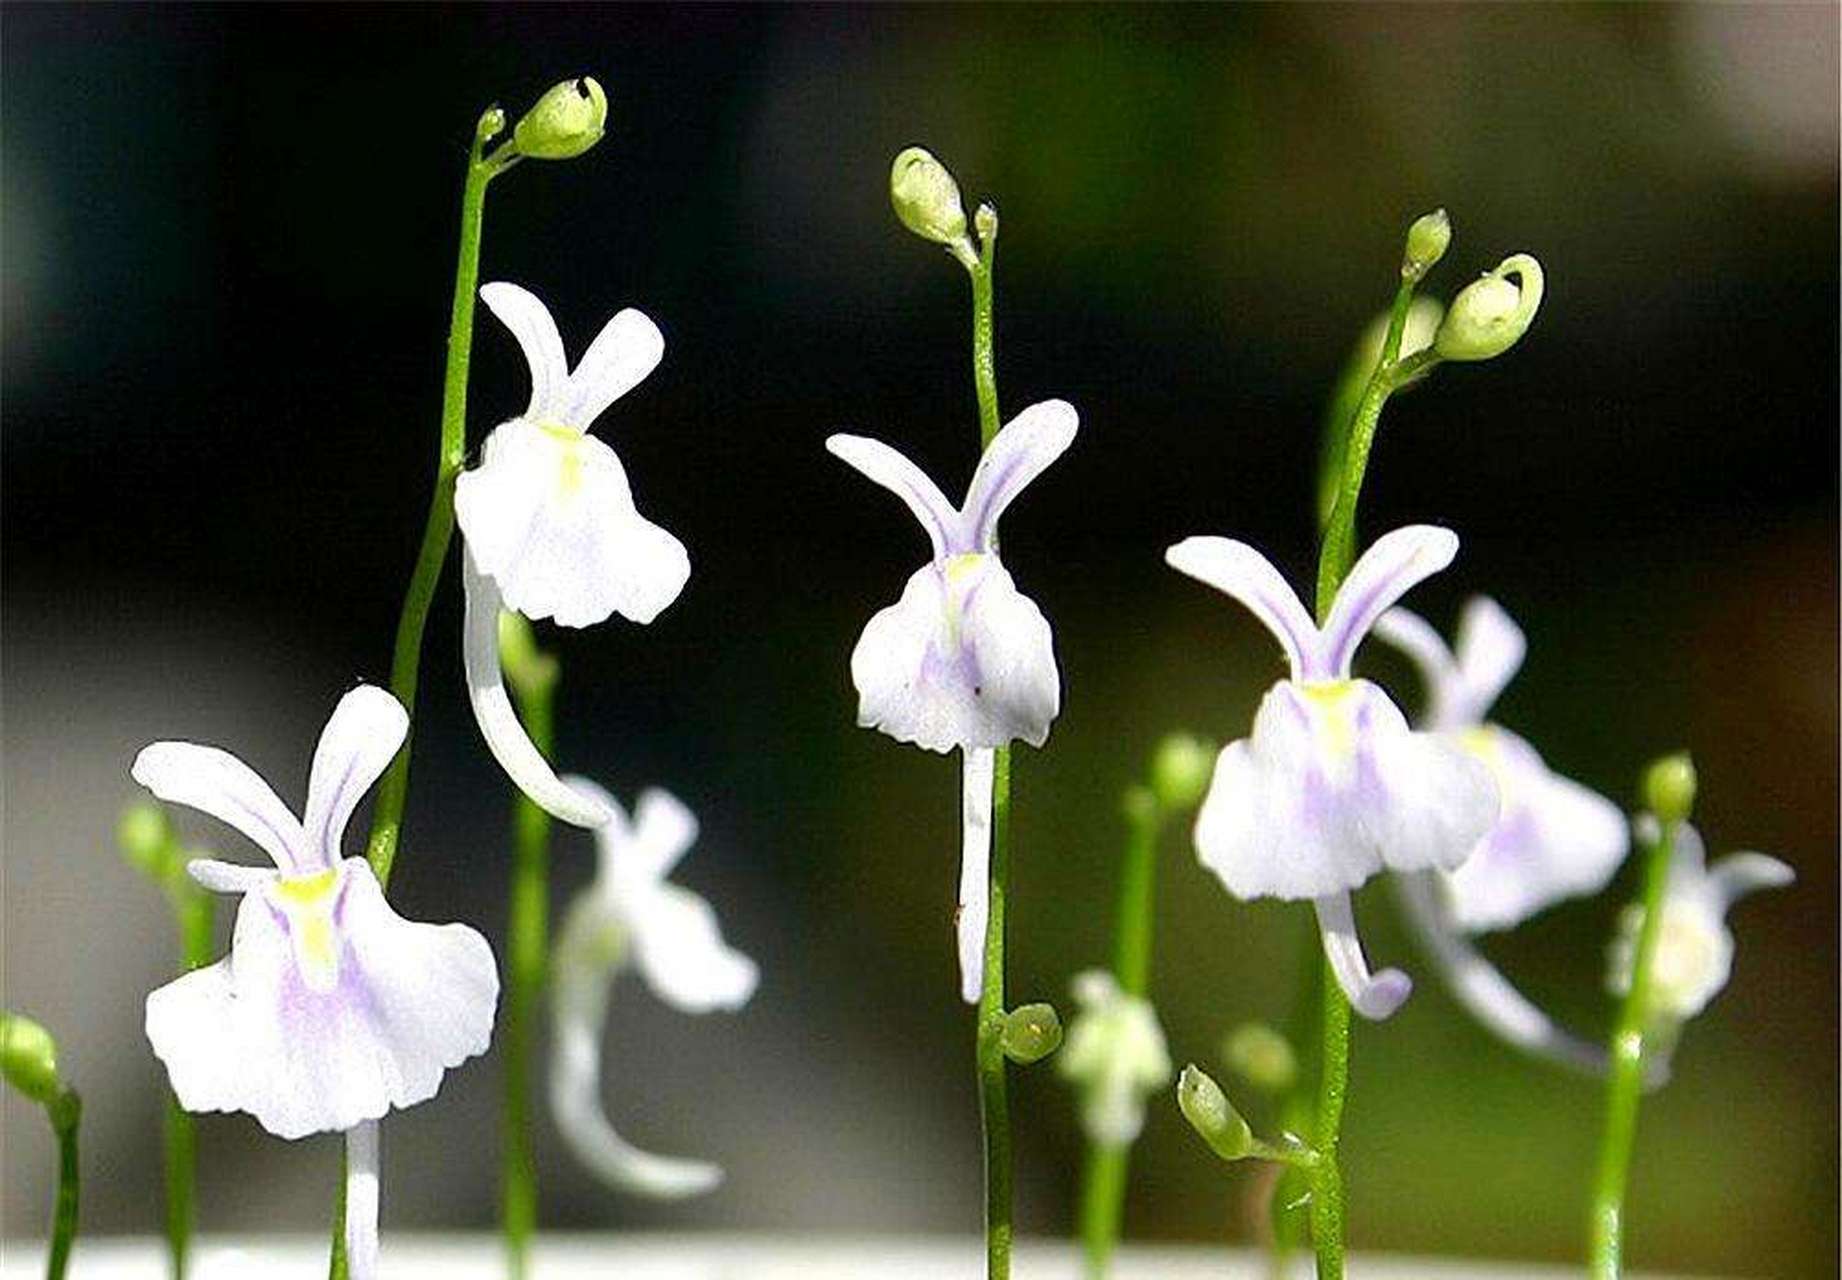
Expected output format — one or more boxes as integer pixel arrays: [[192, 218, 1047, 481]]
[[455, 281, 690, 828], [549, 777, 757, 1197], [826, 398, 1076, 1001], [1375, 597, 1633, 1071], [131, 685, 498, 1278], [1164, 524, 1498, 1020]]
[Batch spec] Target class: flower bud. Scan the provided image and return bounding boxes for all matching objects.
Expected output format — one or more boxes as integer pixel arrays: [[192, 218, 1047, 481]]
[[1434, 253, 1544, 361], [1001, 1002, 1064, 1064], [1, 1012, 63, 1105], [513, 77, 608, 160], [1150, 734, 1215, 811], [974, 202, 998, 245], [889, 148, 969, 247], [1221, 1021, 1297, 1094], [1642, 753, 1697, 826], [1177, 1064, 1253, 1162], [118, 801, 170, 877], [1401, 208, 1451, 283]]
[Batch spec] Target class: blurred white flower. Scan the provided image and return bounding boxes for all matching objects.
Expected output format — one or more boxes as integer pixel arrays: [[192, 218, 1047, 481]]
[[1057, 971, 1171, 1148], [456, 281, 688, 828], [550, 779, 756, 1197]]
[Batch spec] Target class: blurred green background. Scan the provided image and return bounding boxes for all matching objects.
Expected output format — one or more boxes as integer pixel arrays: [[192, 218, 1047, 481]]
[[3, 4, 1835, 1275]]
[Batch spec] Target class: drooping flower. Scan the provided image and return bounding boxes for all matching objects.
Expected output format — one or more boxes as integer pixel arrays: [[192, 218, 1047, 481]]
[[1057, 970, 1172, 1147], [549, 777, 756, 1197], [1607, 819, 1792, 1024], [455, 281, 689, 828], [1164, 524, 1498, 1019], [826, 399, 1077, 1002], [132, 685, 498, 1279]]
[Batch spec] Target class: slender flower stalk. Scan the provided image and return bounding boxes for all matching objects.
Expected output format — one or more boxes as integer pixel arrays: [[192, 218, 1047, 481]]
[[497, 617, 558, 1278]]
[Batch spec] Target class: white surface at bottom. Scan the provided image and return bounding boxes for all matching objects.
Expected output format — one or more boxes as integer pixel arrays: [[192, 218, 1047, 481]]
[[0, 1233, 1704, 1279]]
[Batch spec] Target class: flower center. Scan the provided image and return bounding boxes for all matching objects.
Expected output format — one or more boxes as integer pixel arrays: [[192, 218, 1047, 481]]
[[539, 421, 588, 499], [1299, 679, 1360, 760], [270, 866, 344, 994], [939, 553, 991, 654], [1649, 903, 1722, 1016]]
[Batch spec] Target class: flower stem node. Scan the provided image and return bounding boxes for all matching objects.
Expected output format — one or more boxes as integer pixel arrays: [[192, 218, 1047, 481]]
[[1221, 1022, 1298, 1094], [513, 77, 607, 160], [1434, 254, 1544, 361], [1177, 1064, 1254, 1162], [889, 147, 970, 249], [1642, 753, 1697, 826], [1001, 1003, 1064, 1065], [1150, 734, 1216, 812], [1, 1012, 64, 1106], [1401, 208, 1451, 284]]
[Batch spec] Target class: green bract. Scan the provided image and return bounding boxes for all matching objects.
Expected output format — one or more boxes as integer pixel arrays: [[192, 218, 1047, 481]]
[[514, 77, 608, 160], [1435, 253, 1545, 361]]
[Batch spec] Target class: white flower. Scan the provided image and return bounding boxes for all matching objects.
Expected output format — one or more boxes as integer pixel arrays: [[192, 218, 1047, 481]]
[[455, 281, 689, 828], [1375, 598, 1629, 931], [134, 685, 498, 1139], [1057, 971, 1171, 1147], [1165, 525, 1498, 1019], [549, 778, 756, 1197], [1607, 820, 1792, 1023], [827, 399, 1076, 1003]]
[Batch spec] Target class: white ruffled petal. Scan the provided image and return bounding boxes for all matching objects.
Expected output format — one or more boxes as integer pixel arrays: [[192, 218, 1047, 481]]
[[457, 420, 688, 628], [960, 399, 1079, 551], [1320, 525, 1459, 677], [301, 686, 409, 869], [1164, 536, 1321, 680], [462, 555, 618, 829], [825, 434, 963, 559], [131, 742, 307, 875], [560, 308, 664, 430], [631, 883, 759, 1014], [849, 557, 1059, 753], [481, 282, 570, 423]]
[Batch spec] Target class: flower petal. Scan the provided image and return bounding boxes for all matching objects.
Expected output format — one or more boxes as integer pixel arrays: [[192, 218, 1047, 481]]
[[462, 555, 617, 829], [186, 858, 276, 896], [301, 685, 409, 870], [1320, 525, 1459, 678], [344, 1121, 380, 1280], [631, 883, 759, 1014], [481, 282, 570, 423], [1706, 852, 1795, 913], [849, 559, 1060, 753], [132, 742, 306, 874], [1372, 606, 1460, 725], [825, 433, 963, 559], [456, 421, 689, 628], [960, 399, 1079, 551], [550, 900, 728, 1198], [561, 308, 665, 431], [1451, 597, 1526, 724], [1313, 892, 1412, 1021], [957, 747, 994, 1004], [1164, 537, 1321, 680], [1395, 872, 1616, 1076]]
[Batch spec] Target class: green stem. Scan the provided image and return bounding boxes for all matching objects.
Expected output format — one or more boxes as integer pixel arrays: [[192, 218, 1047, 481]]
[[1587, 819, 1676, 1278], [1306, 964, 1350, 1280], [164, 890, 214, 1280], [976, 745, 1014, 1280], [970, 226, 1000, 447], [363, 114, 509, 891], [1078, 790, 1163, 1277], [45, 1089, 80, 1280], [502, 666, 557, 1280]]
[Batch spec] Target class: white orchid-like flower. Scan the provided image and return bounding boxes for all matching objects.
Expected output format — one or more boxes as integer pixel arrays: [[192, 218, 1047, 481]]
[[1607, 819, 1792, 1024], [1376, 597, 1633, 1075], [1057, 971, 1172, 1147], [132, 685, 498, 1279], [455, 281, 689, 829], [1165, 524, 1498, 1020], [549, 778, 757, 1197], [826, 399, 1077, 1003]]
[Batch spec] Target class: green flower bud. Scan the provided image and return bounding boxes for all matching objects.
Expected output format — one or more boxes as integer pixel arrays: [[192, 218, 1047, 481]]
[[513, 77, 608, 160], [1001, 1002, 1063, 1065], [1177, 1064, 1253, 1162], [118, 801, 170, 877], [1, 1012, 63, 1105], [1150, 734, 1215, 811], [1402, 208, 1451, 283], [1221, 1021, 1298, 1094], [498, 612, 558, 699], [890, 147, 969, 247], [1643, 753, 1697, 826], [1434, 253, 1544, 361], [974, 202, 998, 245]]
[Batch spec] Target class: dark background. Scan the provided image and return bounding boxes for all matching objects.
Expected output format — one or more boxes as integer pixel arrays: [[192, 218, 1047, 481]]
[[3, 4, 1836, 1273]]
